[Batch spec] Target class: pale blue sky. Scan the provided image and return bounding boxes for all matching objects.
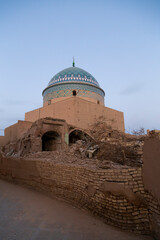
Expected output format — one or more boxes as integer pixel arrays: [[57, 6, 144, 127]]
[[0, 0, 160, 135]]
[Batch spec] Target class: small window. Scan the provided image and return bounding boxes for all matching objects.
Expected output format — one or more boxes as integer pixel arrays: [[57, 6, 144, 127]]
[[97, 100, 100, 104], [48, 100, 51, 105], [72, 90, 77, 96]]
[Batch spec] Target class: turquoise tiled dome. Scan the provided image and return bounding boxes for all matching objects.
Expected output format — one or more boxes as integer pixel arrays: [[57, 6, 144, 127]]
[[42, 65, 105, 104], [48, 66, 100, 87]]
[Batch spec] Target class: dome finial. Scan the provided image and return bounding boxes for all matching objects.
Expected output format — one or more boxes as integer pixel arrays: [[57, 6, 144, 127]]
[[72, 57, 75, 67]]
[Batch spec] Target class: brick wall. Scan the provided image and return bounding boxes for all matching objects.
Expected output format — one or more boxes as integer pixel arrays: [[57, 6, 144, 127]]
[[143, 137, 160, 239], [0, 155, 157, 235], [25, 97, 125, 132]]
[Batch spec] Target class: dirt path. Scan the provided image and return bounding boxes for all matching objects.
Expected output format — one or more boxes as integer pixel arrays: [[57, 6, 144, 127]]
[[0, 180, 153, 240]]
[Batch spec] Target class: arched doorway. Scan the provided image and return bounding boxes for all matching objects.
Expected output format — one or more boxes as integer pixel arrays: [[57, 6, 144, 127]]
[[42, 131, 61, 151], [69, 129, 93, 145]]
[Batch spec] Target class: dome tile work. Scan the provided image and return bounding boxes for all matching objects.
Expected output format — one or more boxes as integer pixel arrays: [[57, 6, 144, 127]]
[[43, 83, 104, 98], [43, 88, 104, 103], [48, 67, 100, 87], [42, 65, 105, 105]]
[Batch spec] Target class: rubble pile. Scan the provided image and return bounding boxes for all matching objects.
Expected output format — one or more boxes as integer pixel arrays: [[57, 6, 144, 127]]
[[148, 129, 160, 139], [26, 143, 123, 170], [26, 120, 145, 168], [2, 117, 147, 167], [88, 120, 146, 167]]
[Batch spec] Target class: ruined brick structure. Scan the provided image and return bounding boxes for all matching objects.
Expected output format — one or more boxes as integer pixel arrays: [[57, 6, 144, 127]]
[[0, 63, 124, 149], [0, 63, 160, 239]]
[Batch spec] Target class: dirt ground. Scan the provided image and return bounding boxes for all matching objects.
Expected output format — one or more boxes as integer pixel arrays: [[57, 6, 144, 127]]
[[0, 180, 153, 240]]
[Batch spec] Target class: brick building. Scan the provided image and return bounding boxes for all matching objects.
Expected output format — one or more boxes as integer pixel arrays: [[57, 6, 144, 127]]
[[0, 62, 125, 151]]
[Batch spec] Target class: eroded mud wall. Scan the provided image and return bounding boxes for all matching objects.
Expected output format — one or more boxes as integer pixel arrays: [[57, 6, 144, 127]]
[[143, 137, 160, 238], [0, 155, 154, 235]]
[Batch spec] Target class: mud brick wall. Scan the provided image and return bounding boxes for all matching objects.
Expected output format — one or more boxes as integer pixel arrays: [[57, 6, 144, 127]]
[[0, 155, 155, 235], [143, 137, 160, 239], [145, 193, 160, 239]]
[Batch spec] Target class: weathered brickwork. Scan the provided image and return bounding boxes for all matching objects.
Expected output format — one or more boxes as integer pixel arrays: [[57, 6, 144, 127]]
[[0, 156, 158, 235], [35, 162, 151, 233]]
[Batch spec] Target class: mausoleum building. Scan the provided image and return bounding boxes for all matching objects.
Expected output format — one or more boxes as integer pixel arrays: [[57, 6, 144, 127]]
[[0, 62, 125, 150]]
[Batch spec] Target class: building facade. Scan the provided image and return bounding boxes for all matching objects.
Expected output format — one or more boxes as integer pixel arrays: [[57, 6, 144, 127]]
[[1, 62, 125, 152]]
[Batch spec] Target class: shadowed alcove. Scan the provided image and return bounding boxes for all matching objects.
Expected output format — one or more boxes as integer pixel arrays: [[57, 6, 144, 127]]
[[69, 129, 93, 145], [42, 131, 61, 151]]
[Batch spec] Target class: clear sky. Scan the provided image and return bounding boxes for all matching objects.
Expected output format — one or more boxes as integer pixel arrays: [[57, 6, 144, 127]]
[[0, 0, 160, 135]]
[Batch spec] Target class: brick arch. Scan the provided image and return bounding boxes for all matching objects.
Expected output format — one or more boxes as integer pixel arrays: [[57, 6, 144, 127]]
[[69, 128, 94, 145], [42, 131, 61, 151]]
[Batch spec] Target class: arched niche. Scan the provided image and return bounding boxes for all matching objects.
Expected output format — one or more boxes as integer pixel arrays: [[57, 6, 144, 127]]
[[42, 131, 61, 151], [69, 129, 93, 145]]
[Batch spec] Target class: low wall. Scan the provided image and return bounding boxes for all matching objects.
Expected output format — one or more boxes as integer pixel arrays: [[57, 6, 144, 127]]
[[143, 137, 160, 238], [0, 136, 5, 148], [0, 155, 153, 235]]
